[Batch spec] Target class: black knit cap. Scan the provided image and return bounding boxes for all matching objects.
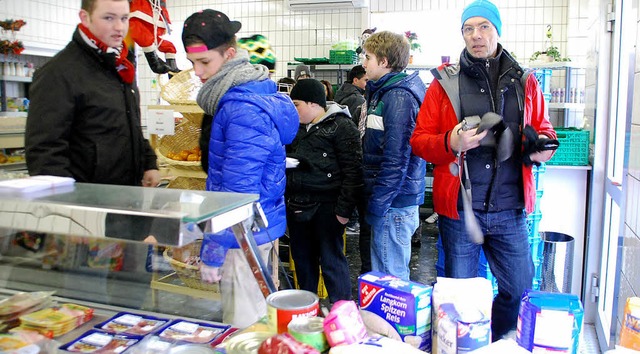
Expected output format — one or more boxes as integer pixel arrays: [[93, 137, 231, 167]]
[[290, 79, 327, 108], [182, 9, 241, 50]]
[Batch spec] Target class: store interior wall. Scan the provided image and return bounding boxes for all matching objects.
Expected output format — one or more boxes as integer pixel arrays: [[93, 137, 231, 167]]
[[0, 0, 592, 129], [617, 0, 640, 339]]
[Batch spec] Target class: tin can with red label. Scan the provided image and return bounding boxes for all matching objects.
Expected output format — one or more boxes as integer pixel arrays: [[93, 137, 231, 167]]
[[266, 289, 319, 334]]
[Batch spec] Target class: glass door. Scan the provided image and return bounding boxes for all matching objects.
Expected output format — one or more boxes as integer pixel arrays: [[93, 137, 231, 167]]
[[595, 0, 634, 348]]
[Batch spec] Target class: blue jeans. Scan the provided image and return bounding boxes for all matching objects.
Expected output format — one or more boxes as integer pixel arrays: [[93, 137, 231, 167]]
[[439, 209, 533, 340], [370, 205, 419, 280]]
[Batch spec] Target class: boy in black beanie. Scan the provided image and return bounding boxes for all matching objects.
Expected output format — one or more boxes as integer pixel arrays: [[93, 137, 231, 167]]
[[286, 79, 364, 304]]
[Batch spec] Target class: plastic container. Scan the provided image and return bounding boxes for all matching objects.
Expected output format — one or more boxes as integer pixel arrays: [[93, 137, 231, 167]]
[[547, 128, 590, 166], [534, 68, 552, 94], [329, 50, 357, 64]]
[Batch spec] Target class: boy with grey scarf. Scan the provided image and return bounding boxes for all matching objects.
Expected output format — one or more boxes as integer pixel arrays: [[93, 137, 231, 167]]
[[182, 9, 299, 328]]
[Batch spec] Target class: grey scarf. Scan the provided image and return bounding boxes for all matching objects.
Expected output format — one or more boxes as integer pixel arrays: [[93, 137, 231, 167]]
[[196, 49, 270, 115]]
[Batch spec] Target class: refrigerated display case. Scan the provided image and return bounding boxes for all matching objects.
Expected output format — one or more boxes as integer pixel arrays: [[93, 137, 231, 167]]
[[0, 182, 276, 325]]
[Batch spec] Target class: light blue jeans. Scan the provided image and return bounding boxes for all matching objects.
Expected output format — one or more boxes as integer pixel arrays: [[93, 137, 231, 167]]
[[369, 205, 419, 280]]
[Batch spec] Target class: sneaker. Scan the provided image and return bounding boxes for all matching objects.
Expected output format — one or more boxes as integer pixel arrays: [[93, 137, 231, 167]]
[[425, 212, 438, 224]]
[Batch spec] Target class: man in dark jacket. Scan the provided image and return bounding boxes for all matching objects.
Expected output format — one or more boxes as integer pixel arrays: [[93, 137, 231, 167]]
[[334, 65, 367, 124], [26, 0, 159, 187], [361, 31, 427, 281], [286, 79, 363, 304]]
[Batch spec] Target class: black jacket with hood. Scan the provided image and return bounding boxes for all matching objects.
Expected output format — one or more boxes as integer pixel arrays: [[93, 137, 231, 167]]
[[334, 82, 365, 124], [286, 103, 364, 219]]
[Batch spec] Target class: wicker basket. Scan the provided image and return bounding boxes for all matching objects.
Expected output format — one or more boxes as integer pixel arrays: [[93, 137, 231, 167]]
[[156, 121, 202, 171], [167, 176, 206, 191], [181, 112, 204, 126], [163, 240, 220, 292], [160, 69, 202, 105]]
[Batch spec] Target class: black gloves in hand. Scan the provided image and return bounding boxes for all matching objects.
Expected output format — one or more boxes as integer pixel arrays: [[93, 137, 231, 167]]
[[522, 125, 560, 166]]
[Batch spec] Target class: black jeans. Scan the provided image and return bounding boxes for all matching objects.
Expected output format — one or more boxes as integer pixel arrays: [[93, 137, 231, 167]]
[[357, 200, 371, 274], [287, 201, 351, 303]]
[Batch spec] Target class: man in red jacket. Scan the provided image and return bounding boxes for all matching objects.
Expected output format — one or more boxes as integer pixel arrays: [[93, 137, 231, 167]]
[[410, 0, 556, 341]]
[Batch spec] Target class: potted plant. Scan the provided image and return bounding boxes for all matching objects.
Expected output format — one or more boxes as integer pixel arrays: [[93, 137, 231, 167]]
[[404, 31, 421, 52], [405, 31, 421, 64], [530, 25, 570, 62]]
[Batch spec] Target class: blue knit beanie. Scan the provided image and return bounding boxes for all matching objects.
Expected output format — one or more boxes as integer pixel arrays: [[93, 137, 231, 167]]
[[461, 0, 502, 37]]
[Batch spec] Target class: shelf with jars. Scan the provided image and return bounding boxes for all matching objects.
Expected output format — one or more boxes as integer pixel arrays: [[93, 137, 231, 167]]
[[529, 62, 586, 128], [0, 19, 35, 114]]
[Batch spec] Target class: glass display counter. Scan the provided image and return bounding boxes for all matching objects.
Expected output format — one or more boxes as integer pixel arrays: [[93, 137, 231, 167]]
[[0, 182, 276, 322]]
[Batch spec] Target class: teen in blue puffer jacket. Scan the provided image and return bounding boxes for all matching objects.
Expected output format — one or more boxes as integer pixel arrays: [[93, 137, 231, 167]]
[[182, 9, 298, 328]]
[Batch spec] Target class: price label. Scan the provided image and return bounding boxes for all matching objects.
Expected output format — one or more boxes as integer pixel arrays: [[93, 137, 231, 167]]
[[147, 109, 175, 135]]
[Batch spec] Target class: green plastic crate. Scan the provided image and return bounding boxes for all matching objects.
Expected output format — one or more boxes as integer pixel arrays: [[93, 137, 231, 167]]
[[329, 50, 357, 64], [547, 128, 590, 166]]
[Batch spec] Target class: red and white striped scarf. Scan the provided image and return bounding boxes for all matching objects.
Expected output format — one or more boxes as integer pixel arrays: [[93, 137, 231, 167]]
[[77, 23, 135, 84]]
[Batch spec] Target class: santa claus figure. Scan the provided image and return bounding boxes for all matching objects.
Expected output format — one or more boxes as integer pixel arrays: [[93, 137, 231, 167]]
[[129, 0, 179, 74]]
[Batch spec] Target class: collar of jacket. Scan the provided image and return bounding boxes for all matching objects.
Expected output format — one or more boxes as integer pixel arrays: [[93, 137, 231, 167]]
[[71, 27, 122, 77], [460, 43, 523, 82], [368, 71, 407, 93]]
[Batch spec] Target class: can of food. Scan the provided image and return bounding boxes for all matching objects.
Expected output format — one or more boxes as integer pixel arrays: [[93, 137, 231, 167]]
[[266, 289, 319, 334], [170, 343, 216, 354], [287, 316, 328, 352], [225, 331, 272, 354]]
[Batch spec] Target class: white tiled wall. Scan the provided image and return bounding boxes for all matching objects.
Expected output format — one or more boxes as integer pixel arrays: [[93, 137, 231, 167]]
[[2, 0, 589, 127]]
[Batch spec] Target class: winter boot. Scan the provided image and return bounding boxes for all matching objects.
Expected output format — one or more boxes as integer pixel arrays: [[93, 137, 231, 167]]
[[144, 51, 171, 74], [166, 58, 180, 73]]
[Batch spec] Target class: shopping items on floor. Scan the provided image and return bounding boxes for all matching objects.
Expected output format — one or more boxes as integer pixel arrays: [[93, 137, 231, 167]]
[[620, 297, 640, 350], [322, 300, 368, 347], [466, 338, 531, 353], [257, 332, 319, 353], [436, 302, 491, 353], [431, 277, 494, 353], [516, 290, 584, 354], [327, 335, 426, 353], [266, 289, 320, 334], [288, 316, 329, 352], [358, 271, 433, 351]]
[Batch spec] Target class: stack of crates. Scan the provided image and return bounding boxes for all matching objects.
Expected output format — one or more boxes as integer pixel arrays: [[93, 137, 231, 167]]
[[534, 68, 552, 102], [547, 128, 590, 166], [435, 163, 546, 295], [329, 50, 358, 64]]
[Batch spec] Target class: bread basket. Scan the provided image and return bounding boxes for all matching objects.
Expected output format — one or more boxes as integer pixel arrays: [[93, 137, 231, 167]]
[[159, 69, 202, 105], [163, 240, 220, 292], [155, 121, 202, 171]]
